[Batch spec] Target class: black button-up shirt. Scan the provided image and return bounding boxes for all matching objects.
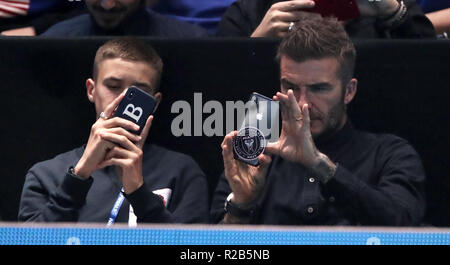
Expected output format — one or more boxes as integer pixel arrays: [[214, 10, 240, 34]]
[[211, 121, 426, 226]]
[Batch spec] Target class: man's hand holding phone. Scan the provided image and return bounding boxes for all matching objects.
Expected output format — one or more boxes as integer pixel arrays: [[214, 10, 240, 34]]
[[265, 89, 337, 184], [74, 91, 140, 178], [74, 88, 155, 194], [98, 113, 153, 194], [265, 89, 320, 168], [222, 131, 272, 206]]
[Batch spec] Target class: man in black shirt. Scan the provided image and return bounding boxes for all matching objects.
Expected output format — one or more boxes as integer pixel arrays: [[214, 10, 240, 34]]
[[19, 38, 209, 225], [41, 0, 207, 37], [211, 14, 426, 225]]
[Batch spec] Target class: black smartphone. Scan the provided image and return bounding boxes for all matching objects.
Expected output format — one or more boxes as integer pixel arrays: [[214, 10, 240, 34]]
[[113, 86, 157, 135], [233, 92, 280, 166]]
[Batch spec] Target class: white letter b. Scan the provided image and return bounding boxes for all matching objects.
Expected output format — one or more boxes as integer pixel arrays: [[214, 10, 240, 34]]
[[123, 104, 143, 123]]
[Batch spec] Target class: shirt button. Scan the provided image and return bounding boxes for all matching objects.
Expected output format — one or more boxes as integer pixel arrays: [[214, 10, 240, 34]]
[[307, 206, 314, 214], [308, 177, 315, 183], [329, 196, 336, 203]]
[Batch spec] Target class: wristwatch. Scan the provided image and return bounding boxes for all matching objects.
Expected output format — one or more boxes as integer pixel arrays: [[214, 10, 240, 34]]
[[224, 193, 256, 218]]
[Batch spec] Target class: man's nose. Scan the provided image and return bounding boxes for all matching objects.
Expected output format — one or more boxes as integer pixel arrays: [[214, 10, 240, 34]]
[[297, 88, 310, 106], [100, 0, 116, 10]]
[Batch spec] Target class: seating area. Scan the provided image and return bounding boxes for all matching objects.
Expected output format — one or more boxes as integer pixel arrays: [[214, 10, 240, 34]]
[[0, 37, 449, 227]]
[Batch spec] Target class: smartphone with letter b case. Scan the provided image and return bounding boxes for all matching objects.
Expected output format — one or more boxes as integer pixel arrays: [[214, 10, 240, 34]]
[[113, 86, 157, 135]]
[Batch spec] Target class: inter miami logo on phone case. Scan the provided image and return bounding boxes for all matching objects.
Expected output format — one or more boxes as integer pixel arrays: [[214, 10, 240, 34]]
[[233, 126, 266, 166]]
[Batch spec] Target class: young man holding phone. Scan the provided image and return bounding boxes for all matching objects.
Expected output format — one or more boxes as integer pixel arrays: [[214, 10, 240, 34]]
[[18, 38, 209, 225], [211, 14, 426, 226]]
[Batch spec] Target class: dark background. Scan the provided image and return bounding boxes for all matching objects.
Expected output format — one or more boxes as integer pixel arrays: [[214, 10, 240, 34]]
[[0, 37, 449, 226]]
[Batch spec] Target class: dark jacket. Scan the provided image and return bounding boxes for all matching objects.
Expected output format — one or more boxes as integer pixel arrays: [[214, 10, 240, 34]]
[[19, 143, 209, 224]]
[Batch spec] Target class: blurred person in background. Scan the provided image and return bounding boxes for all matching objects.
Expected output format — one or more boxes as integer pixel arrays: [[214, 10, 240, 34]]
[[216, 0, 435, 38], [0, 0, 85, 36], [41, 0, 207, 37]]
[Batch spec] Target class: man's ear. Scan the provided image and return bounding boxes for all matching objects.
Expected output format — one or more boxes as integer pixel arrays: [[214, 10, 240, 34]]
[[344, 78, 357, 105], [153, 92, 162, 112], [86, 78, 95, 103]]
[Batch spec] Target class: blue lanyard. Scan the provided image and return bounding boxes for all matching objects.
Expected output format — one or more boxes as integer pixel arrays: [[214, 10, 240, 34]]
[[107, 188, 125, 226]]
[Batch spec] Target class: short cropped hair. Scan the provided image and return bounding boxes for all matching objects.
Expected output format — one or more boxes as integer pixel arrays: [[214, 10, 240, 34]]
[[93, 38, 163, 90], [276, 14, 356, 86]]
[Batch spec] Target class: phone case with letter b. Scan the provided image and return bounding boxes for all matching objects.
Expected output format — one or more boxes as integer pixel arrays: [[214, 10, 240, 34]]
[[113, 86, 157, 135]]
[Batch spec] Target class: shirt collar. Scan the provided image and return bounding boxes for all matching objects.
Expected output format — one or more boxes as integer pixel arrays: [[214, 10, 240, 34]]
[[315, 120, 355, 155]]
